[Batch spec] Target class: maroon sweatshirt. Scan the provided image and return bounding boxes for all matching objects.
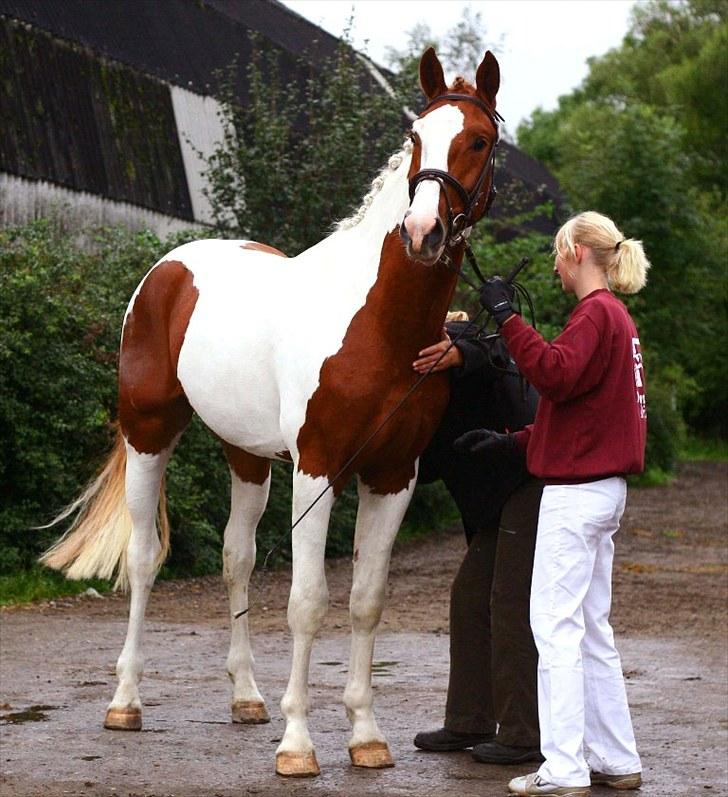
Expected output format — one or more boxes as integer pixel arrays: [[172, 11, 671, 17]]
[[502, 289, 647, 483]]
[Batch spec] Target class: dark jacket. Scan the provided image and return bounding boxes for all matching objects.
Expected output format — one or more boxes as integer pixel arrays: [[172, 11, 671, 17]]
[[418, 322, 538, 538]]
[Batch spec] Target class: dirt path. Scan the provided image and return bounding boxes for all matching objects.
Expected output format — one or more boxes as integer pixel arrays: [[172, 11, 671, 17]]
[[1, 462, 726, 796]]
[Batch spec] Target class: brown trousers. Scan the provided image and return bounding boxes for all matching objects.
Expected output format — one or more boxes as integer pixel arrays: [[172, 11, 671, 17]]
[[444, 478, 542, 746]]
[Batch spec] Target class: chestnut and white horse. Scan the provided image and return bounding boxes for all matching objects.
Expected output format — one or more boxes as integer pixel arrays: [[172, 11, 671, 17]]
[[42, 48, 501, 777]]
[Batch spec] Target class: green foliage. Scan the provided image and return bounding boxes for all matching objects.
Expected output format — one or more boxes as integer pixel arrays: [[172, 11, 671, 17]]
[[581, 0, 728, 194], [516, 0, 727, 438], [0, 220, 148, 574], [0, 568, 110, 607], [202, 31, 405, 254], [680, 434, 728, 461]]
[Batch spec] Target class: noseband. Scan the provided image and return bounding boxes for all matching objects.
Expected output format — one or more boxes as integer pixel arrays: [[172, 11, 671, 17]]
[[408, 94, 503, 245]]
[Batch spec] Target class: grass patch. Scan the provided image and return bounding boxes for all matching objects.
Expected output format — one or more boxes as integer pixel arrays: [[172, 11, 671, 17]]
[[628, 467, 675, 488], [680, 435, 728, 462], [0, 568, 111, 607]]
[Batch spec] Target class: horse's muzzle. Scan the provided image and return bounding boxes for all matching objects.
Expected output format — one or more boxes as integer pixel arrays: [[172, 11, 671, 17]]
[[400, 213, 445, 264]]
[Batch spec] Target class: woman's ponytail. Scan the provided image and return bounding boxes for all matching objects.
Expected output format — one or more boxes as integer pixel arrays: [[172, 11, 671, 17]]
[[555, 211, 651, 295], [608, 237, 650, 294]]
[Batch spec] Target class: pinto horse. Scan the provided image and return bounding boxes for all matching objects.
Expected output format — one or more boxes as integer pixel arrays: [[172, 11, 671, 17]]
[[41, 48, 501, 778]]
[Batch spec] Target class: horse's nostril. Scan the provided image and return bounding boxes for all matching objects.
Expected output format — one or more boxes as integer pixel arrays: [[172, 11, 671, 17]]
[[400, 219, 411, 244], [426, 219, 445, 249]]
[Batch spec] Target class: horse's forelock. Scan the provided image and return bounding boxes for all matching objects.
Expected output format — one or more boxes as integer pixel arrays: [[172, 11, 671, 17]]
[[450, 76, 474, 94]]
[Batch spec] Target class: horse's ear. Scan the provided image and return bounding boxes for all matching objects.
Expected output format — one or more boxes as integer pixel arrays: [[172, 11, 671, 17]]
[[475, 50, 500, 107], [419, 47, 447, 102]]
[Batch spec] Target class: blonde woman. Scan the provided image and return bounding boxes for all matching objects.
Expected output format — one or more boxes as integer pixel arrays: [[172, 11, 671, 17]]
[[462, 211, 650, 796]]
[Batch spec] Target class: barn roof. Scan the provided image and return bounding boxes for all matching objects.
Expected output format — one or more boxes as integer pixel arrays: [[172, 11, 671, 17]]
[[0, 0, 341, 102]]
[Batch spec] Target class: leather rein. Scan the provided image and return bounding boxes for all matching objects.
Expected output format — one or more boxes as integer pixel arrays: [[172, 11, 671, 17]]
[[408, 93, 504, 248]]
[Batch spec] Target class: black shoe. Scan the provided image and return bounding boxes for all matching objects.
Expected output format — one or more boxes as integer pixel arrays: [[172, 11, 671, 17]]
[[471, 740, 545, 764], [414, 726, 495, 752]]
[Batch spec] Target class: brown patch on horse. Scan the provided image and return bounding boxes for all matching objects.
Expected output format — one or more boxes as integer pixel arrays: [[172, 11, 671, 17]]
[[296, 231, 457, 495], [240, 242, 287, 258], [222, 442, 271, 485], [119, 260, 197, 454]]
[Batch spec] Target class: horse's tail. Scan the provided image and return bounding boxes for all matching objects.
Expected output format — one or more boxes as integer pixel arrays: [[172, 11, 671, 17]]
[[38, 426, 170, 590]]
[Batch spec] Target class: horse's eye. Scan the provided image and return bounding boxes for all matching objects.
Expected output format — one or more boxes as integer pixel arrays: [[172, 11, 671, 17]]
[[473, 137, 487, 152]]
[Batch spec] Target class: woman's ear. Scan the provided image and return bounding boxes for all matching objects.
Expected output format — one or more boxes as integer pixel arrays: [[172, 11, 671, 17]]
[[574, 243, 584, 264]]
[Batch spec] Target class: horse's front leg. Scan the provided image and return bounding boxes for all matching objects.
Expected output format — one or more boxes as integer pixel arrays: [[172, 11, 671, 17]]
[[275, 471, 334, 777], [344, 472, 417, 768]]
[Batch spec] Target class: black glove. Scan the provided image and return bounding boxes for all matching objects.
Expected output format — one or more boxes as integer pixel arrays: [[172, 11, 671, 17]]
[[479, 277, 518, 326], [453, 428, 517, 457]]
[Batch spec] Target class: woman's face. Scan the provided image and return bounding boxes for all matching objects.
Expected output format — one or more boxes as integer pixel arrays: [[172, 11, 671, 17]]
[[554, 249, 577, 294]]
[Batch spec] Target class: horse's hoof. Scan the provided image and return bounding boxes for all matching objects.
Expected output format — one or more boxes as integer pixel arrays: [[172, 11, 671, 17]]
[[349, 741, 394, 768], [104, 706, 142, 731], [275, 750, 321, 777], [231, 700, 270, 724]]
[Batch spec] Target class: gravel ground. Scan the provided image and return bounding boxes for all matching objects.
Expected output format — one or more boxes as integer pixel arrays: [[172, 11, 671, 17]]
[[1, 461, 726, 796]]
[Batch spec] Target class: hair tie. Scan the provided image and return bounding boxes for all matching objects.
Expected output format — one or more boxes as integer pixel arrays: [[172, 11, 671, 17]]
[[615, 240, 625, 251]]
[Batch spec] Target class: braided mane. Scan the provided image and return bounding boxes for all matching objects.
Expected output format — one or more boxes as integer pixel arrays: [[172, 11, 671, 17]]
[[335, 139, 414, 232]]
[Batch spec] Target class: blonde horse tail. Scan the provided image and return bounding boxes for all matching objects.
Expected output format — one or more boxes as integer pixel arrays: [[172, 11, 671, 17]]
[[38, 426, 170, 591]]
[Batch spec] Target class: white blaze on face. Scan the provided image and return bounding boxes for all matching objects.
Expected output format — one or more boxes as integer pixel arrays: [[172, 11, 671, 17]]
[[404, 104, 465, 250]]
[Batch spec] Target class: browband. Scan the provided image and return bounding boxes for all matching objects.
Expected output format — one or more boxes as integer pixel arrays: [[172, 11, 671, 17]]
[[422, 93, 504, 131]]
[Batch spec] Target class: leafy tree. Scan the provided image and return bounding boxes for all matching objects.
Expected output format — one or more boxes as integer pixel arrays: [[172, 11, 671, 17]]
[[581, 0, 728, 194]]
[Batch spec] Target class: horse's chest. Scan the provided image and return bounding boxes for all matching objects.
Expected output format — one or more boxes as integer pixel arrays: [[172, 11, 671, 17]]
[[297, 354, 450, 493]]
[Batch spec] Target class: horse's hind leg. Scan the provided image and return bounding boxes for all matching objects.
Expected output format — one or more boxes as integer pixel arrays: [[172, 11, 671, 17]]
[[344, 472, 417, 767], [105, 257, 196, 729], [104, 437, 179, 730], [221, 444, 271, 724]]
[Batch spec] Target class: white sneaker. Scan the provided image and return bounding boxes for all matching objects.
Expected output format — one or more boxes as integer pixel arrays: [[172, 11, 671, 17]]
[[508, 772, 591, 796]]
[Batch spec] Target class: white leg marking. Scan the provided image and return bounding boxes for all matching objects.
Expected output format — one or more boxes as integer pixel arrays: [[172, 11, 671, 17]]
[[277, 472, 334, 759], [344, 475, 417, 751], [223, 470, 270, 712], [108, 442, 174, 715]]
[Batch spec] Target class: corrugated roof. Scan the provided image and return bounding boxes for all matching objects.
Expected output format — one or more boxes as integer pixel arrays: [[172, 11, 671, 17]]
[[0, 0, 341, 102]]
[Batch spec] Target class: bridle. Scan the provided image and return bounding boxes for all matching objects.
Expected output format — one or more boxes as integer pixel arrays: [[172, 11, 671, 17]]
[[408, 93, 504, 247]]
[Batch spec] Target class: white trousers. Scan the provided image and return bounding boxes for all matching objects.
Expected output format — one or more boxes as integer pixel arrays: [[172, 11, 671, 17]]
[[531, 478, 641, 787]]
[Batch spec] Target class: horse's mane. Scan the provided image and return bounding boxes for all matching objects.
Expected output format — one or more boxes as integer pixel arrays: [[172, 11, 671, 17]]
[[335, 138, 414, 232]]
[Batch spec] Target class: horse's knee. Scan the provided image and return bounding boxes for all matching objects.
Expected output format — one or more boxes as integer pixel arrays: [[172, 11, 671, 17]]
[[287, 582, 328, 631], [349, 584, 385, 632], [222, 542, 255, 585]]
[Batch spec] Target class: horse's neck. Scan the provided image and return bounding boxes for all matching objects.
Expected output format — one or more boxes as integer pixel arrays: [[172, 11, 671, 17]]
[[361, 233, 462, 365], [292, 146, 459, 357], [304, 145, 413, 267]]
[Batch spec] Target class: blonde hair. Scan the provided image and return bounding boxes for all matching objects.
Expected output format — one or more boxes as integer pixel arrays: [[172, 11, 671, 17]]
[[446, 310, 470, 322], [554, 211, 650, 294]]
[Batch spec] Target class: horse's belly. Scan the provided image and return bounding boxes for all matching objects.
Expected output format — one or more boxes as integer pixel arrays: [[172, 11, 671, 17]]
[[177, 305, 285, 456]]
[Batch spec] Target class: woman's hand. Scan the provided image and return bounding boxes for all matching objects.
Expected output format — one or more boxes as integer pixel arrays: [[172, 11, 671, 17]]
[[412, 329, 463, 373]]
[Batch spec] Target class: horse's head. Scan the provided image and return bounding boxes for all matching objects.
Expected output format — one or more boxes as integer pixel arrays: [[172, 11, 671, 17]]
[[400, 48, 501, 265]]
